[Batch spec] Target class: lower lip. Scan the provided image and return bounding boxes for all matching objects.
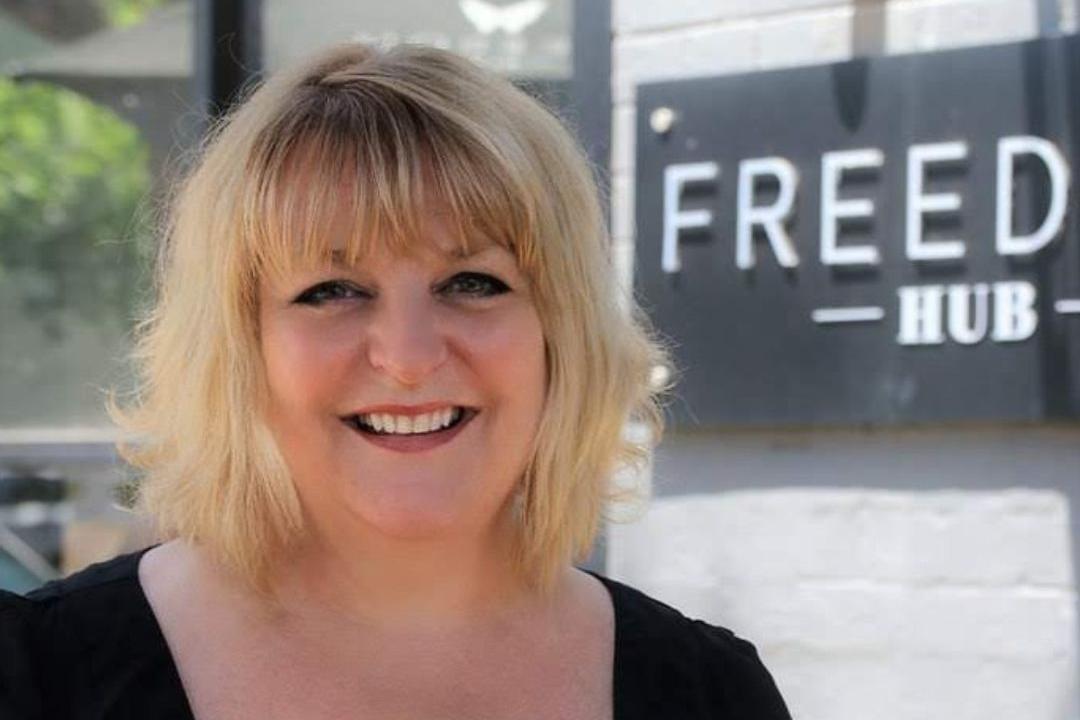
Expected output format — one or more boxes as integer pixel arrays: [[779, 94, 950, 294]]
[[343, 411, 476, 453]]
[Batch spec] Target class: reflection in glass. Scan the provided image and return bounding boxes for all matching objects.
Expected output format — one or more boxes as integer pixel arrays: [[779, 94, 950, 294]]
[[0, 0, 192, 588], [265, 0, 571, 80]]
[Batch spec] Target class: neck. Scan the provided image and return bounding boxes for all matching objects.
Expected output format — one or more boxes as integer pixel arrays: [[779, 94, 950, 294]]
[[269, 508, 544, 635]]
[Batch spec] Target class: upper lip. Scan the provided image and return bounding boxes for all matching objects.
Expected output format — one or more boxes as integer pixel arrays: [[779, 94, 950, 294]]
[[346, 402, 473, 417]]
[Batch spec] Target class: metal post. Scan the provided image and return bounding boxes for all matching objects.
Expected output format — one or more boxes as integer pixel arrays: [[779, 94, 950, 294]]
[[194, 0, 263, 124], [572, 0, 612, 219], [572, 0, 612, 574]]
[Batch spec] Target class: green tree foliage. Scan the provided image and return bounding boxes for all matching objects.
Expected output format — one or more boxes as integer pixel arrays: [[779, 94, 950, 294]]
[[101, 0, 167, 29], [0, 0, 164, 426], [0, 77, 150, 337], [0, 0, 167, 40]]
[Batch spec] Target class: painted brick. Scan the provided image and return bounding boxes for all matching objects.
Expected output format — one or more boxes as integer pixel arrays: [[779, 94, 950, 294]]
[[610, 171, 635, 241], [606, 489, 1077, 718], [607, 489, 1073, 586], [614, 0, 1043, 107], [1064, 0, 1078, 32], [611, 102, 637, 176], [901, 585, 1076, 660], [885, 0, 1040, 53], [614, 0, 850, 34], [754, 7, 854, 71], [610, 236, 637, 309], [765, 651, 1079, 720], [612, 22, 757, 103], [898, 654, 1079, 720], [904, 490, 1074, 586]]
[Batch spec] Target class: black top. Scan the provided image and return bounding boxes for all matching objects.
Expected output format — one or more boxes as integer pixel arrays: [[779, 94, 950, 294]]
[[0, 548, 791, 719]]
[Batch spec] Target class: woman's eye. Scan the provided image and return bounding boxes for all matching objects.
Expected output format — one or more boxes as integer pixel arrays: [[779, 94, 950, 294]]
[[293, 280, 366, 306], [441, 272, 510, 298]]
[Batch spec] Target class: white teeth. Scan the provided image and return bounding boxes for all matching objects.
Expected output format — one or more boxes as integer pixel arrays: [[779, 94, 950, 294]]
[[355, 407, 465, 435]]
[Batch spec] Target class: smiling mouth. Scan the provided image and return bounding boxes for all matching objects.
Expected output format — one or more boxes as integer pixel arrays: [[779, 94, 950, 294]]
[[336, 408, 473, 436]]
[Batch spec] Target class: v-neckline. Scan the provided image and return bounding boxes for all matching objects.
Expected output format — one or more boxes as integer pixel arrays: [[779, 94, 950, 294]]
[[129, 545, 196, 719], [583, 568, 630, 720], [128, 546, 632, 720]]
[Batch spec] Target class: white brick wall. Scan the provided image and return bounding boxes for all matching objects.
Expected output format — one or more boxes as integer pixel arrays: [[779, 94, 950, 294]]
[[614, 0, 849, 33], [608, 1, 1080, 718], [608, 490, 1079, 720]]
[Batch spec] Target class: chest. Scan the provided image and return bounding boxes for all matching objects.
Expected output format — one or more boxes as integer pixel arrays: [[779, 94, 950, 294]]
[[170, 618, 613, 720], [139, 545, 615, 720]]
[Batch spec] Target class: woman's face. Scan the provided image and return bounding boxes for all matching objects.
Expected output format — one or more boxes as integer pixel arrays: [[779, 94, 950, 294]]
[[257, 215, 547, 543]]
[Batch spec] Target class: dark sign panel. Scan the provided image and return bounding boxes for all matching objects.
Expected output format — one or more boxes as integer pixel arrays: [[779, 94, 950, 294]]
[[635, 35, 1080, 427]]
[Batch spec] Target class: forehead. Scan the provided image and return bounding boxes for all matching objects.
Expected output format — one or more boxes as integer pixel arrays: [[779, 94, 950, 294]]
[[257, 175, 510, 260], [323, 208, 508, 264], [326, 235, 507, 267]]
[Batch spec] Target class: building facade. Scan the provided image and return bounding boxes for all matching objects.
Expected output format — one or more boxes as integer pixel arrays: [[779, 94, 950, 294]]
[[607, 2, 1079, 718]]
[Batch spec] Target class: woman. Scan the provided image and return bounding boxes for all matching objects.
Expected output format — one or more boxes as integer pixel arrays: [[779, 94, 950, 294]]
[[0, 44, 791, 719]]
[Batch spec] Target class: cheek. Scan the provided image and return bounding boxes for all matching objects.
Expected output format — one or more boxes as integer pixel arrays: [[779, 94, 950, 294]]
[[461, 309, 547, 407], [261, 315, 359, 414]]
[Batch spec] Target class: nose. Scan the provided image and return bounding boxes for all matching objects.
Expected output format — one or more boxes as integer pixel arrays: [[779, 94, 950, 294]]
[[365, 292, 449, 387]]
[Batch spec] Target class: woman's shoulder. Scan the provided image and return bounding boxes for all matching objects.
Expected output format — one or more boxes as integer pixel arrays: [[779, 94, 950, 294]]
[[585, 570, 792, 719], [0, 547, 161, 719], [17, 546, 152, 632], [0, 585, 44, 720], [2, 546, 148, 637]]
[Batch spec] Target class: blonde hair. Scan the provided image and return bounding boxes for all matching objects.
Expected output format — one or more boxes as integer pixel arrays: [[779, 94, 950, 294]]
[[112, 43, 671, 595]]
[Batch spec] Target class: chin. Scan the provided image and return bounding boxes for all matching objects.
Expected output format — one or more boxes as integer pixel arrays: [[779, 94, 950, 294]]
[[345, 493, 479, 540]]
